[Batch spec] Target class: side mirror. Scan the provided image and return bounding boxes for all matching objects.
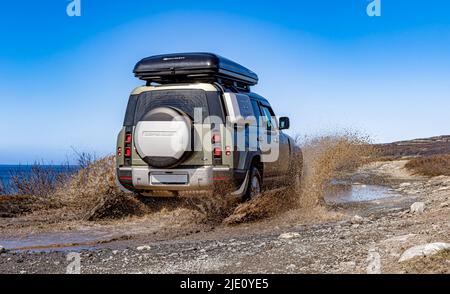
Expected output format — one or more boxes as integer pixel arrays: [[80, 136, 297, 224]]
[[279, 117, 290, 130]]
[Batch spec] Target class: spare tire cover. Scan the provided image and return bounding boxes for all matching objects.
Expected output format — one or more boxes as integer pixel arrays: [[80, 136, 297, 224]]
[[134, 107, 192, 168]]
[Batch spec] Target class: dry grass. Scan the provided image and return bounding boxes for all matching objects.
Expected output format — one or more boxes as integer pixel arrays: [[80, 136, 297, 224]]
[[2, 148, 96, 198], [375, 135, 450, 158], [52, 156, 147, 221], [0, 195, 57, 218], [7, 163, 75, 197], [0, 155, 230, 223], [405, 155, 450, 177], [400, 250, 450, 274]]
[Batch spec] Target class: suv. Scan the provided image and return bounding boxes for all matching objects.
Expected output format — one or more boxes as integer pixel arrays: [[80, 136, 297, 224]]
[[116, 53, 302, 199]]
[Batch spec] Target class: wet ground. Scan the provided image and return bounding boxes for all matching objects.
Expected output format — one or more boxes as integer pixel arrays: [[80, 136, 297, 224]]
[[0, 160, 449, 273], [0, 181, 402, 253]]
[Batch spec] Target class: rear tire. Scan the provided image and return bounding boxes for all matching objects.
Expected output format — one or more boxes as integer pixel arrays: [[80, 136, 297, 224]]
[[242, 166, 262, 201]]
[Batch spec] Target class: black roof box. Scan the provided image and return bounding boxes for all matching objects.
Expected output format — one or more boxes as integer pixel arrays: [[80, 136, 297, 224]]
[[133, 53, 258, 88]]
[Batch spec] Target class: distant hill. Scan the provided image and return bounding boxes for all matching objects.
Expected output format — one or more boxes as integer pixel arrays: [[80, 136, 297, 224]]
[[375, 135, 450, 157]]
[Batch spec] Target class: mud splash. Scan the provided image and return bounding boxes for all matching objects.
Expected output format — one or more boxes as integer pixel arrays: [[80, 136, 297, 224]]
[[223, 133, 374, 224]]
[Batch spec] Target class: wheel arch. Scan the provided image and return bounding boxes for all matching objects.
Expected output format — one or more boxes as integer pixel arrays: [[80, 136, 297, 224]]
[[245, 153, 264, 180]]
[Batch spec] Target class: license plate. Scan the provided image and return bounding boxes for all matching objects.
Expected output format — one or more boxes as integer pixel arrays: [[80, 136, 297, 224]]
[[150, 174, 188, 185]]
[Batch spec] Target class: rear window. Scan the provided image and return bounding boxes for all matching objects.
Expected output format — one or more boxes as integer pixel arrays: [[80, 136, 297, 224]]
[[123, 89, 212, 126]]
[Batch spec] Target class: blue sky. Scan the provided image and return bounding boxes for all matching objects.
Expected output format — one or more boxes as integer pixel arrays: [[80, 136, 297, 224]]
[[1, 1, 450, 164]]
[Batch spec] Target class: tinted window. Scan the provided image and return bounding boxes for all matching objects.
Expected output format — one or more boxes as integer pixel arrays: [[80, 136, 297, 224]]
[[250, 100, 261, 122], [123, 95, 138, 126], [259, 105, 277, 130], [133, 89, 210, 124], [236, 95, 254, 117]]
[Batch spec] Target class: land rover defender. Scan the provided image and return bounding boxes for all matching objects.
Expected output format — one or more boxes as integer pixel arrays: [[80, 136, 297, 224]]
[[116, 53, 302, 199]]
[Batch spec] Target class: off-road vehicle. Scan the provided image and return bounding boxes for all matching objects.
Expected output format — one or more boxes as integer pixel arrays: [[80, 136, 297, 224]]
[[116, 53, 302, 199]]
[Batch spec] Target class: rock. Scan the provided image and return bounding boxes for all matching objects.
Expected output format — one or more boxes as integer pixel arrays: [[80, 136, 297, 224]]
[[286, 264, 297, 270], [398, 242, 450, 262], [197, 254, 209, 260], [136, 245, 151, 251], [437, 186, 450, 191], [399, 210, 410, 217], [440, 202, 449, 208], [399, 182, 411, 188], [410, 202, 425, 214], [432, 175, 447, 182], [382, 234, 416, 244], [351, 215, 365, 224], [0, 246, 7, 254], [340, 261, 356, 270], [278, 232, 300, 239]]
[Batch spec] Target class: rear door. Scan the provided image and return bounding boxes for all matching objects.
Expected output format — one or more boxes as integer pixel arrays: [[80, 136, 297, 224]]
[[257, 103, 281, 177]]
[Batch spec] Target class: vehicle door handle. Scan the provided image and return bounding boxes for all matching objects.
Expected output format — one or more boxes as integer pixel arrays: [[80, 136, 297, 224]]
[[257, 136, 264, 142]]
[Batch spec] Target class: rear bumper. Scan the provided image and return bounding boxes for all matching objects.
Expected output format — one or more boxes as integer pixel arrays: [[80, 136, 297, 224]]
[[117, 166, 246, 195]]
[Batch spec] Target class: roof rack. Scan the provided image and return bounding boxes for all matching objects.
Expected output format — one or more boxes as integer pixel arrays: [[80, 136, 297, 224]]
[[133, 53, 258, 90]]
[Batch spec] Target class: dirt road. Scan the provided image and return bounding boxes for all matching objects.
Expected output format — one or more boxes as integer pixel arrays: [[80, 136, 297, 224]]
[[0, 160, 449, 274]]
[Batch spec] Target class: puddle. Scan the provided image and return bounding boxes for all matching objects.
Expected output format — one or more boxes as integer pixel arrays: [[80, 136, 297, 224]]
[[0, 230, 127, 252], [0, 208, 198, 252], [325, 181, 401, 204]]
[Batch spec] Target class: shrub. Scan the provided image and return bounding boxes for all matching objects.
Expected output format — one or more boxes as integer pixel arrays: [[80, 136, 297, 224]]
[[405, 155, 450, 177], [9, 163, 75, 197]]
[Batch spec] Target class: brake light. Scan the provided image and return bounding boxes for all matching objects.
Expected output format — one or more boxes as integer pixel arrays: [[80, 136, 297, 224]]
[[125, 147, 132, 157], [125, 133, 132, 144], [117, 147, 122, 156], [212, 133, 221, 144], [213, 147, 222, 158]]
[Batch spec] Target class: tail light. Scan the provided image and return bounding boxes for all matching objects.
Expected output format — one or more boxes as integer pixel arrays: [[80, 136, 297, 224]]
[[124, 147, 132, 157], [212, 133, 221, 144], [122, 130, 133, 166], [125, 133, 132, 144], [213, 147, 222, 158]]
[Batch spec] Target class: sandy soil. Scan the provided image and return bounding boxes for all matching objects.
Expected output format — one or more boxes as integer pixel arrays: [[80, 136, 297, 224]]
[[0, 160, 449, 274]]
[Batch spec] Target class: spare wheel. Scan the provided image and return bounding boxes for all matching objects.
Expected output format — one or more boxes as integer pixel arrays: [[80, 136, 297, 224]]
[[134, 107, 193, 168]]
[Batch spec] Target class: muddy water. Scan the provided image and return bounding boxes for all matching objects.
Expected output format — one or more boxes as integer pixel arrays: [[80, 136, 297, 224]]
[[325, 181, 401, 204], [0, 230, 119, 251]]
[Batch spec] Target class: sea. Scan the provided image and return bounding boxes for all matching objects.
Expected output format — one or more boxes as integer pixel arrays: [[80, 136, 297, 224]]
[[0, 165, 79, 194]]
